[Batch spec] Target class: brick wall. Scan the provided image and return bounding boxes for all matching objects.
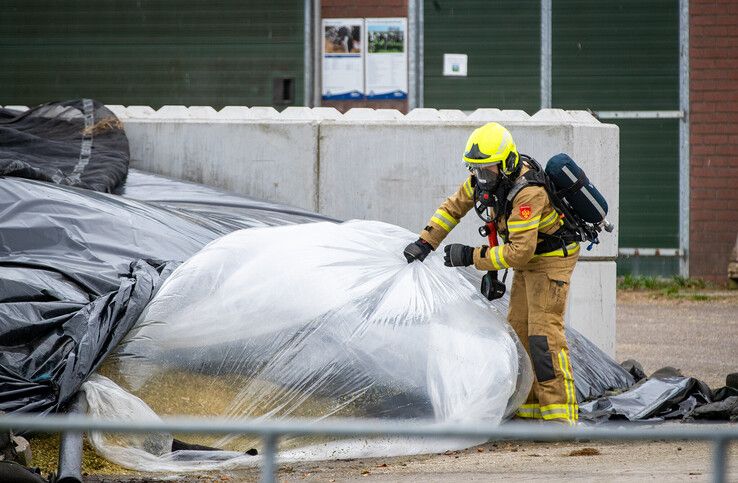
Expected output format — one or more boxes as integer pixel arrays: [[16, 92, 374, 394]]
[[320, 0, 409, 113], [322, 0, 406, 18], [689, 0, 738, 283]]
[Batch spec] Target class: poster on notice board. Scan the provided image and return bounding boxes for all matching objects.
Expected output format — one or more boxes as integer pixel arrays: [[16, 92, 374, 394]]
[[322, 19, 364, 100], [365, 18, 408, 100]]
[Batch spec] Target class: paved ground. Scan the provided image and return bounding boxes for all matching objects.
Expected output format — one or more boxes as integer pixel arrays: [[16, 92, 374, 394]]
[[82, 290, 738, 482], [616, 291, 738, 389], [229, 438, 737, 483]]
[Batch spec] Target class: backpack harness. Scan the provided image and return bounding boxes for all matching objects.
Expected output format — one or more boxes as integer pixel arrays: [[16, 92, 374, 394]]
[[475, 155, 597, 258]]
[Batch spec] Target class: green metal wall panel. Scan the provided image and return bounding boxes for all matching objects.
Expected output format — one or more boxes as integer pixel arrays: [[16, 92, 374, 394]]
[[552, 0, 678, 111], [553, 1, 680, 260], [616, 119, 679, 248], [0, 1, 304, 108], [423, 0, 540, 112]]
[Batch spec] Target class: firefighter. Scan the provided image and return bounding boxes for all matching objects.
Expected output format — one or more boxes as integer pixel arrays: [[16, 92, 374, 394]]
[[403, 122, 579, 425]]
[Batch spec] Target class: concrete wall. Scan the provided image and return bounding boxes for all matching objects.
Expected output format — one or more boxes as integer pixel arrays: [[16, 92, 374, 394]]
[[567, 261, 617, 355], [113, 106, 321, 211], [6, 103, 618, 355]]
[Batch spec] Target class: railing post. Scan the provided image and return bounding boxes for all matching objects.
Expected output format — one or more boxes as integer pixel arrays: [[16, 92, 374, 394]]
[[57, 392, 88, 483], [712, 438, 728, 483], [260, 433, 278, 483]]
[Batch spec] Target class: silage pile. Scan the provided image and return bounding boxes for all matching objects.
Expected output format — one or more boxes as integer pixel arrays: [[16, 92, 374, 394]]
[[85, 220, 533, 471]]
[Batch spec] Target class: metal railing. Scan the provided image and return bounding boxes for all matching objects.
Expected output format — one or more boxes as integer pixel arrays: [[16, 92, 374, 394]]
[[0, 414, 735, 483]]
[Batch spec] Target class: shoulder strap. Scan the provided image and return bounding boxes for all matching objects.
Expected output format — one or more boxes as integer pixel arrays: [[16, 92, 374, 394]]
[[504, 156, 547, 209], [505, 177, 529, 209]]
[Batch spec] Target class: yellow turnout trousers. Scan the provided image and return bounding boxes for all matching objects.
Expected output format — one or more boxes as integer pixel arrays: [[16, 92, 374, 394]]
[[508, 252, 579, 424]]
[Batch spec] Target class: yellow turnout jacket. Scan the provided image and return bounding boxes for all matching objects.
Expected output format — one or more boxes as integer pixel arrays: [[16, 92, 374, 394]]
[[418, 163, 579, 271]]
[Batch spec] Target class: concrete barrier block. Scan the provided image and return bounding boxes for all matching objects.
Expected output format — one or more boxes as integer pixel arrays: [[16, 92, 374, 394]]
[[343, 108, 382, 120], [318, 121, 616, 352], [312, 107, 343, 120], [126, 106, 157, 118], [530, 108, 575, 122], [497, 110, 531, 121], [121, 120, 166, 172], [571, 123, 620, 254], [319, 122, 478, 234], [105, 105, 128, 119], [375, 109, 404, 120], [125, 120, 319, 211], [218, 106, 251, 119], [153, 105, 190, 119], [247, 106, 280, 119], [568, 110, 600, 124], [280, 106, 318, 120], [438, 109, 467, 121], [342, 108, 403, 121], [467, 108, 503, 121], [188, 106, 219, 119], [566, 260, 617, 357], [405, 108, 442, 121]]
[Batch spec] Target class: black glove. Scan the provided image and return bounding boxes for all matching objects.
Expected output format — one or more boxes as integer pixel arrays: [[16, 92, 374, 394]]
[[403, 238, 433, 263], [443, 244, 474, 267]]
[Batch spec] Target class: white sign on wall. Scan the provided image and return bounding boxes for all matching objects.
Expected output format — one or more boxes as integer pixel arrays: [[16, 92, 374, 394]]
[[322, 19, 364, 100], [443, 53, 468, 77], [364, 18, 408, 100]]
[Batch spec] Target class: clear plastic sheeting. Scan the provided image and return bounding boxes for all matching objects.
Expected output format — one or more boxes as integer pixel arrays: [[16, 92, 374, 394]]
[[83, 375, 488, 472], [91, 220, 533, 470]]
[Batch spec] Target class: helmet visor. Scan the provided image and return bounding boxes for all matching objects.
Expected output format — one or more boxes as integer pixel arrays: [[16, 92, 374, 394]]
[[472, 166, 499, 188]]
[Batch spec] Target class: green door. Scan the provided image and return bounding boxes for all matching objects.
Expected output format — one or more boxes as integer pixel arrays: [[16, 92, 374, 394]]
[[0, 1, 304, 109], [553, 0, 680, 275]]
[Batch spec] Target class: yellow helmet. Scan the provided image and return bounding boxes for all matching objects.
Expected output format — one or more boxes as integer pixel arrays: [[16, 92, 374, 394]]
[[462, 122, 520, 175]]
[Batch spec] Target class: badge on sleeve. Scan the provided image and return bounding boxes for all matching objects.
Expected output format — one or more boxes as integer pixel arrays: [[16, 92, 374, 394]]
[[519, 204, 532, 220]]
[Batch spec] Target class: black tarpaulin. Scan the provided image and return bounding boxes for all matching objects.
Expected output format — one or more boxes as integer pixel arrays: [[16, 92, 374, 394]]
[[0, 259, 175, 414], [0, 172, 333, 415], [0, 100, 129, 193], [579, 366, 738, 423], [689, 391, 738, 422]]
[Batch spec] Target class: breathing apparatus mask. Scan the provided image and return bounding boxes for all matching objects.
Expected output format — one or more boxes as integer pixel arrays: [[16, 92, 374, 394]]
[[470, 164, 509, 224], [472, 166, 501, 194], [468, 150, 520, 213], [469, 167, 502, 213]]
